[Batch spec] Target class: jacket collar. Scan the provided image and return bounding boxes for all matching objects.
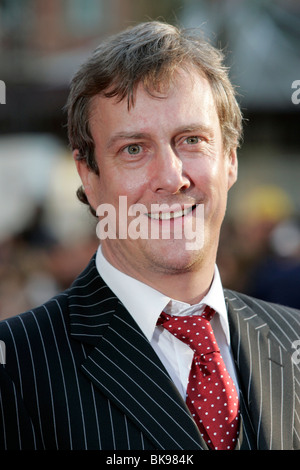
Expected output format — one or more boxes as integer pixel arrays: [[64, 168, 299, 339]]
[[68, 253, 120, 346]]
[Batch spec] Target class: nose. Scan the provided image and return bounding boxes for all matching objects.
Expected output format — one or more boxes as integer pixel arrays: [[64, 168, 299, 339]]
[[150, 145, 191, 194]]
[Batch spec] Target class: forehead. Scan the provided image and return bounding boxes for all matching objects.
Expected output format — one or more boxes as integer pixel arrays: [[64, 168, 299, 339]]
[[89, 69, 219, 137]]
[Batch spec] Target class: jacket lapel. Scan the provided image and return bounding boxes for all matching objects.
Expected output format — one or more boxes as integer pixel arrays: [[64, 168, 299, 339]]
[[68, 255, 205, 450], [225, 290, 294, 450]]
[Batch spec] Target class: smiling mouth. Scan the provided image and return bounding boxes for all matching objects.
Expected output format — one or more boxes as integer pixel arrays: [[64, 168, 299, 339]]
[[147, 204, 197, 220]]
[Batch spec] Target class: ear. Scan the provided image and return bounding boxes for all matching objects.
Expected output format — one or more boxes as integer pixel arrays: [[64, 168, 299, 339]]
[[227, 148, 238, 190], [73, 150, 99, 210]]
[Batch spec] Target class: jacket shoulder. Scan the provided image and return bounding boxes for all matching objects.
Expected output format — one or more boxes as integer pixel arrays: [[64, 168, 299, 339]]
[[225, 288, 300, 344], [0, 291, 70, 346], [225, 288, 300, 311]]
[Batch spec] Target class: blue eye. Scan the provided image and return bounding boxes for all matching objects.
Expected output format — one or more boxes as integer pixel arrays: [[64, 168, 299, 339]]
[[185, 136, 200, 144], [126, 144, 142, 155]]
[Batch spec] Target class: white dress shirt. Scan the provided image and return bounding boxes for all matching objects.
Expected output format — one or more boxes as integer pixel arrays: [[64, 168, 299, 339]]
[[95, 246, 239, 400]]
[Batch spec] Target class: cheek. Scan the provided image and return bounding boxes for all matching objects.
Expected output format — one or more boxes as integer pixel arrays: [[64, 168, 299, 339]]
[[95, 170, 149, 208], [187, 159, 218, 192], [190, 159, 230, 214]]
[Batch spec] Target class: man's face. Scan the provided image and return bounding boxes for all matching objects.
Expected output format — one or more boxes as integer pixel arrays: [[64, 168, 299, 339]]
[[76, 69, 237, 282]]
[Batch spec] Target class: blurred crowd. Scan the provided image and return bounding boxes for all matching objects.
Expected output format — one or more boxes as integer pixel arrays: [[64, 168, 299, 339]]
[[218, 185, 300, 310], [0, 134, 99, 320], [0, 206, 98, 320]]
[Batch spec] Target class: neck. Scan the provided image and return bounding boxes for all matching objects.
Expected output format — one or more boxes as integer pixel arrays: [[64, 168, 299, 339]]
[[140, 262, 215, 305]]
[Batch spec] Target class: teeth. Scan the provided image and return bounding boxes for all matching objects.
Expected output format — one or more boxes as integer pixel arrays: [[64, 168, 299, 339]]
[[148, 206, 194, 220]]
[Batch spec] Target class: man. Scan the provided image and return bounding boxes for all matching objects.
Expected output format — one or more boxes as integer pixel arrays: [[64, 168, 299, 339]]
[[0, 21, 300, 451]]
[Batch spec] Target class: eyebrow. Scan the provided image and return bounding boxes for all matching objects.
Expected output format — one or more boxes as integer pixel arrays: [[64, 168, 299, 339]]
[[107, 132, 151, 148], [174, 124, 215, 136]]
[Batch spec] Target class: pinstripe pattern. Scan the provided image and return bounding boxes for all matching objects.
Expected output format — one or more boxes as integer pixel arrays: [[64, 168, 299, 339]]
[[0, 255, 299, 449], [225, 289, 300, 450]]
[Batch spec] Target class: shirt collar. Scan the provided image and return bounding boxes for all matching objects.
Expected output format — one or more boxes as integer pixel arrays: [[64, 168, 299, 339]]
[[95, 245, 229, 344]]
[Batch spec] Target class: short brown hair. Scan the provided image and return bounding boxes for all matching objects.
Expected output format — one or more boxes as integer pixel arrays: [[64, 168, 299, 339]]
[[67, 21, 243, 214]]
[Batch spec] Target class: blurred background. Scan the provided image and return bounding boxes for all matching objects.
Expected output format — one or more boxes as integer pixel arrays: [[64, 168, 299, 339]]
[[0, 0, 299, 319]]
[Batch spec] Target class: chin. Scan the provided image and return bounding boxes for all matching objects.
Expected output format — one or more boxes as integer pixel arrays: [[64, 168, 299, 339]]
[[144, 241, 205, 274]]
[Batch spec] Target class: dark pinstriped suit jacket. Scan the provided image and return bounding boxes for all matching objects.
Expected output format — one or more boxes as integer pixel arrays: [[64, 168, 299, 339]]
[[1, 254, 300, 450]]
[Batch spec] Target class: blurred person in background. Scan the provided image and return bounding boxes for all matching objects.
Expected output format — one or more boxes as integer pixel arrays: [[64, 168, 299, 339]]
[[0, 21, 300, 451], [246, 214, 300, 309]]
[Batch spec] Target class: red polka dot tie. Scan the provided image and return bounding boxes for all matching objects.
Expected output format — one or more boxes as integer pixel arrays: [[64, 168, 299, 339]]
[[157, 306, 240, 450]]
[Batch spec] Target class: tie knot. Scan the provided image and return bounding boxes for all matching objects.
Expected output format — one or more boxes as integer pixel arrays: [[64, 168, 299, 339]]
[[157, 306, 218, 355], [157, 305, 215, 326]]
